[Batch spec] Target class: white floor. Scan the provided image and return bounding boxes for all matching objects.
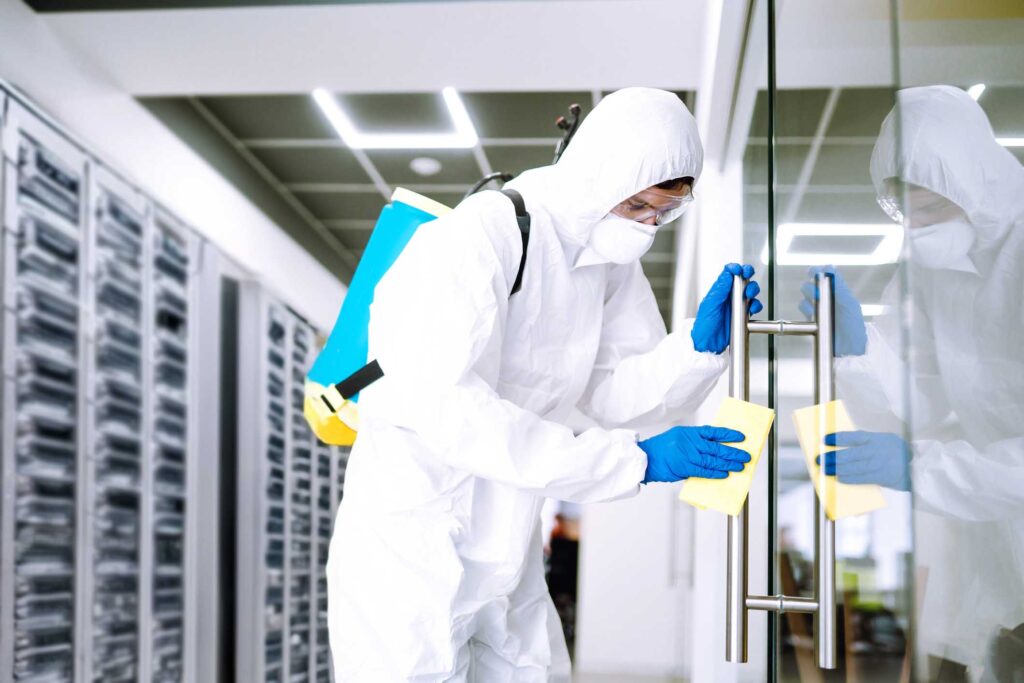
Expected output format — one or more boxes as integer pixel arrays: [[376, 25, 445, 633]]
[[572, 673, 687, 683]]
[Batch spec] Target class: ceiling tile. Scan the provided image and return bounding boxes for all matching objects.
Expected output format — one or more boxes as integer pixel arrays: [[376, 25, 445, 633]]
[[809, 142, 875, 186], [249, 147, 370, 184], [335, 92, 453, 134], [198, 94, 333, 139], [462, 91, 591, 138], [790, 191, 889, 223], [332, 229, 372, 255], [743, 191, 769, 224], [750, 89, 834, 139], [483, 146, 557, 176], [293, 191, 385, 220], [366, 149, 481, 186], [744, 143, 812, 186], [978, 85, 1024, 134], [826, 88, 896, 137]]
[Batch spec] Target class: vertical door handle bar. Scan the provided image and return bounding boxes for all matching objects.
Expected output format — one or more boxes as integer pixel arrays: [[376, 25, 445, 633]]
[[724, 275, 749, 663], [813, 273, 837, 669], [723, 273, 837, 670]]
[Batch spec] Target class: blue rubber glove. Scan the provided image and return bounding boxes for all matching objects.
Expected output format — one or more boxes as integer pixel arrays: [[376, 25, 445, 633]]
[[798, 266, 867, 357], [640, 425, 751, 484], [815, 430, 912, 491], [692, 263, 763, 354]]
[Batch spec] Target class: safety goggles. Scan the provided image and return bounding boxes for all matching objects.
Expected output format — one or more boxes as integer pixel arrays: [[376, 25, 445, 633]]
[[877, 180, 961, 227], [610, 186, 694, 224]]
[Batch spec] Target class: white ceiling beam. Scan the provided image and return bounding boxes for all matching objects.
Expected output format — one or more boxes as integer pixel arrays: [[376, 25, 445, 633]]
[[242, 137, 562, 149], [746, 136, 876, 146], [288, 182, 472, 194], [43, 1, 707, 96]]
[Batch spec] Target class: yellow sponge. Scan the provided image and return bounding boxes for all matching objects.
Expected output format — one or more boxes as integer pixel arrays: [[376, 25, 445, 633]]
[[680, 397, 776, 516], [791, 400, 886, 520]]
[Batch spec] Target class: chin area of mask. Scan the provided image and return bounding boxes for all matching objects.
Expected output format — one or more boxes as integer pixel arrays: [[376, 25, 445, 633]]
[[909, 218, 975, 270], [588, 214, 658, 264]]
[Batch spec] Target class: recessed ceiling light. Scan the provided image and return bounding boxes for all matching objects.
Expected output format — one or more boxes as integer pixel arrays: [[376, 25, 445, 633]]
[[997, 137, 1024, 147], [760, 223, 903, 266], [312, 87, 478, 150], [967, 83, 986, 101], [860, 304, 889, 317], [409, 157, 443, 177]]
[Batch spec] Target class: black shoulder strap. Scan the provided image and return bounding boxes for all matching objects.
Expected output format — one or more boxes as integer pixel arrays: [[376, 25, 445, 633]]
[[327, 189, 531, 404], [500, 188, 530, 296]]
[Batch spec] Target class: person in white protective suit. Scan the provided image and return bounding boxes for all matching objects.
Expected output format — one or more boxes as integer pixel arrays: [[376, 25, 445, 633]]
[[326, 87, 762, 681], [802, 86, 1024, 681]]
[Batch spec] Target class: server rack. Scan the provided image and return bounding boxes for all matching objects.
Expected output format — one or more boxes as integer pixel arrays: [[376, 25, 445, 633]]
[[236, 284, 346, 683], [148, 208, 194, 683], [0, 85, 198, 683], [87, 165, 149, 683], [311, 440, 347, 683]]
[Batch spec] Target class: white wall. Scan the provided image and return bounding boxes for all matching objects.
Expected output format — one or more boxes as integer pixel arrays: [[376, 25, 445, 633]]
[[0, 0, 345, 329], [575, 485, 693, 678]]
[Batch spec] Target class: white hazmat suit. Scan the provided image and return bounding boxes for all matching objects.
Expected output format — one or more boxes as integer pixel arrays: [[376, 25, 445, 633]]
[[837, 85, 1024, 675], [327, 88, 727, 681]]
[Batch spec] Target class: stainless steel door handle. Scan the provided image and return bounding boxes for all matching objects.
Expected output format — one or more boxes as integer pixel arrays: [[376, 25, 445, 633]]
[[724, 272, 837, 670]]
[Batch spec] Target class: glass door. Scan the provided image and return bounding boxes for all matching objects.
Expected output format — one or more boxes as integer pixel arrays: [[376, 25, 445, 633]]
[[686, 2, 1022, 681], [766, 1, 914, 680], [758, 2, 1024, 682]]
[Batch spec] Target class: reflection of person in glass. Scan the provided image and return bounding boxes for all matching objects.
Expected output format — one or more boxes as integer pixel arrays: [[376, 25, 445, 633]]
[[800, 85, 1024, 681]]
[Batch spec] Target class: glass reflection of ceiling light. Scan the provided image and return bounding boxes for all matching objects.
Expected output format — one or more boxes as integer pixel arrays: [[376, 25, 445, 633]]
[[312, 87, 478, 150], [997, 137, 1024, 147], [967, 83, 986, 101], [759, 223, 903, 266], [860, 304, 889, 317]]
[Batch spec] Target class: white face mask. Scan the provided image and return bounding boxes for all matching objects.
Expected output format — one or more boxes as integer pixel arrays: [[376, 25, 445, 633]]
[[908, 218, 975, 270], [586, 214, 658, 264]]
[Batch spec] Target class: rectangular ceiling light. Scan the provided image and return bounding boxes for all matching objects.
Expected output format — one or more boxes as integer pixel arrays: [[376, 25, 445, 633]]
[[997, 137, 1024, 147], [860, 304, 889, 317], [760, 223, 903, 266], [312, 87, 478, 150]]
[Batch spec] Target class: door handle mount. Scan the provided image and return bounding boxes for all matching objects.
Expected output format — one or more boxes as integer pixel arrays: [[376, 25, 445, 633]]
[[724, 272, 837, 670]]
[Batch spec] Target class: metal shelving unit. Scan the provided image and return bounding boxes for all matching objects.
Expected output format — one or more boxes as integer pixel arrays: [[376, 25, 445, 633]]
[[0, 84, 198, 683], [236, 285, 345, 683]]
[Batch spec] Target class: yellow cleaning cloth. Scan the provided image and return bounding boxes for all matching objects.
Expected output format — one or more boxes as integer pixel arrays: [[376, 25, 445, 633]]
[[679, 397, 776, 516], [791, 400, 886, 520]]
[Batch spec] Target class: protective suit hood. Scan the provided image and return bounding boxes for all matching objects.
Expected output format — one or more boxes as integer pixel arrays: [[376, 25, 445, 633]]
[[870, 85, 1024, 252], [507, 87, 703, 250]]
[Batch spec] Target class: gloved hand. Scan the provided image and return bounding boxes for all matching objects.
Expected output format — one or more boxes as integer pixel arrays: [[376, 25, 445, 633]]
[[798, 266, 867, 357], [692, 263, 763, 354], [640, 425, 751, 484], [815, 430, 912, 491]]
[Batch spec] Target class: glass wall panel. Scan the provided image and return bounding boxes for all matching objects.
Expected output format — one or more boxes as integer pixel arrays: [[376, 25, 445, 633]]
[[894, 4, 1024, 682]]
